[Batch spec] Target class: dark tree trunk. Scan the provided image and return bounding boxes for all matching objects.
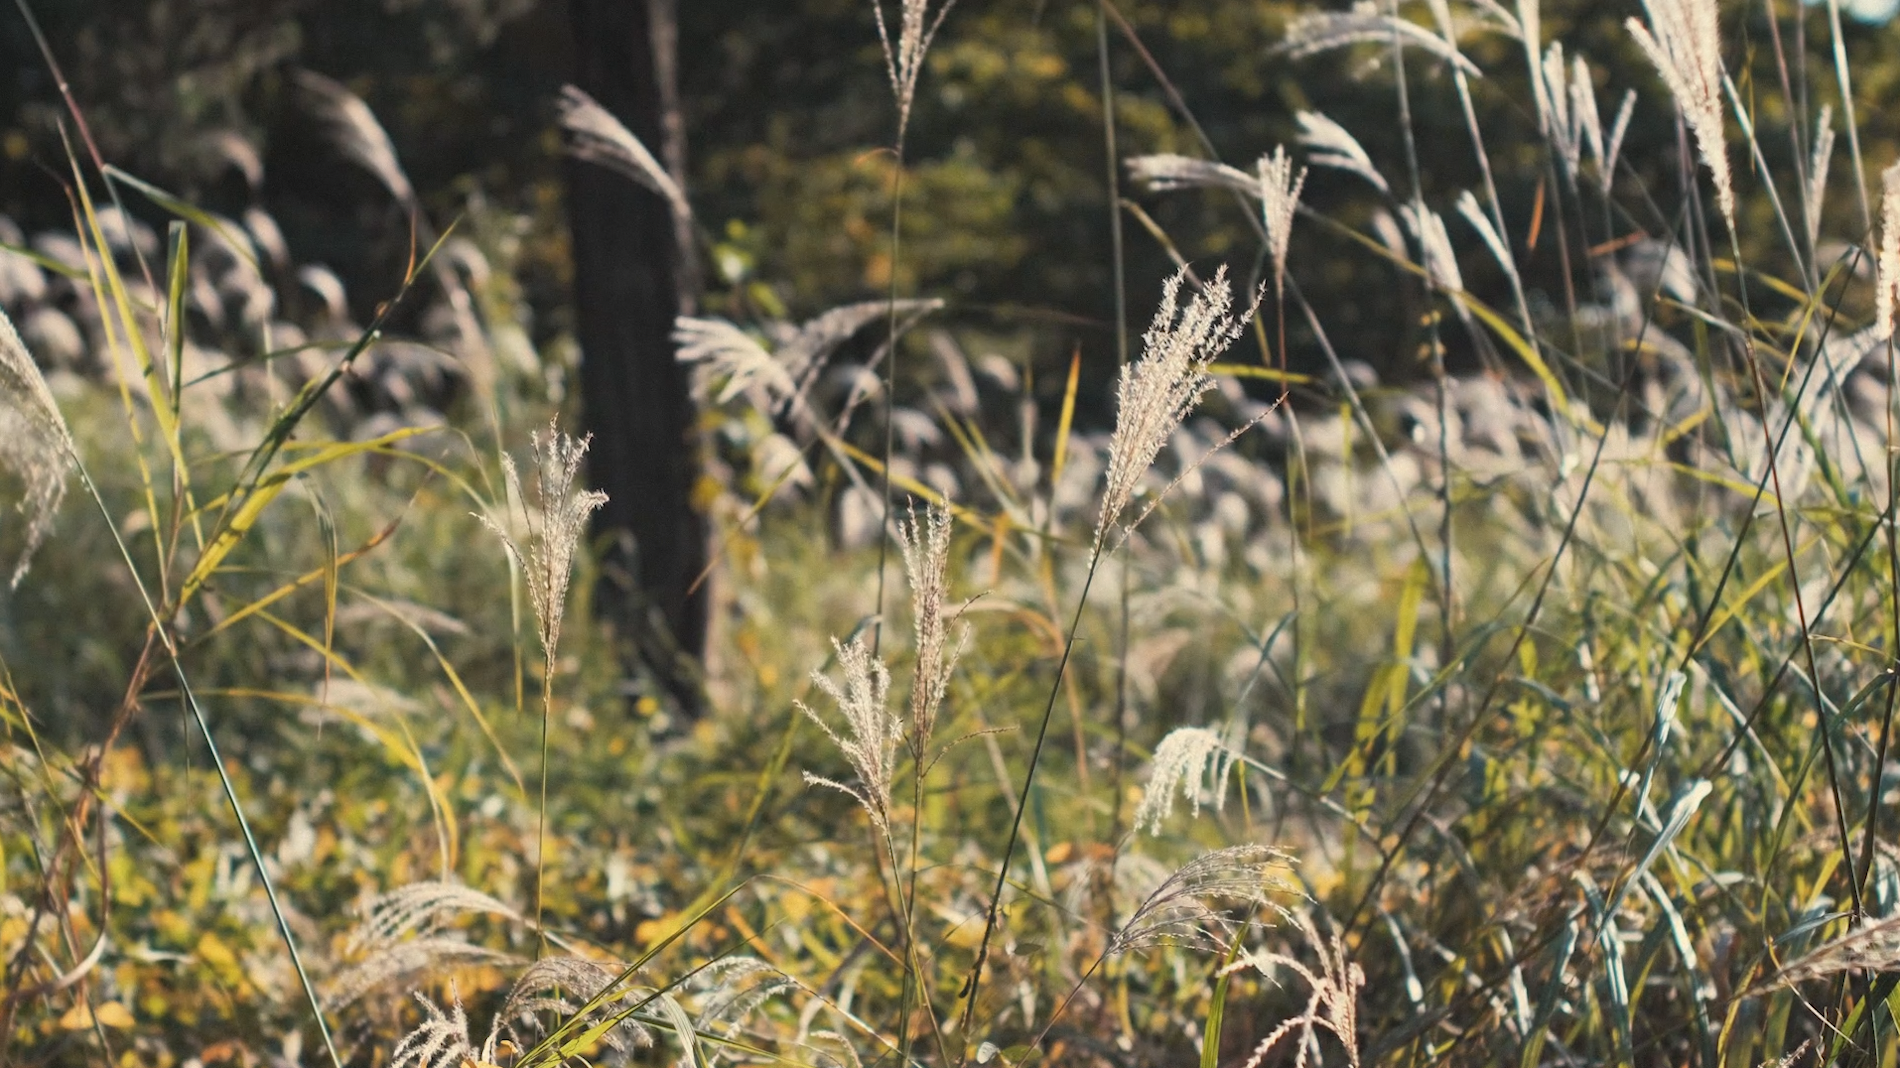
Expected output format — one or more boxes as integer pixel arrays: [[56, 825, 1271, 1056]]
[[566, 0, 708, 697]]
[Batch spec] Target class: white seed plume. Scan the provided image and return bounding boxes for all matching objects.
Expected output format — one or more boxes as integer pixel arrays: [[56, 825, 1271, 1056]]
[[1627, 0, 1733, 225], [558, 85, 694, 230], [0, 305, 73, 588], [1876, 163, 1900, 341], [873, 0, 958, 140], [1602, 89, 1638, 195], [677, 298, 943, 409], [1231, 913, 1366, 1068], [1572, 56, 1605, 180], [294, 70, 416, 209], [799, 635, 901, 834], [1400, 205, 1466, 296], [1125, 155, 1257, 197], [477, 423, 608, 661], [1258, 146, 1307, 298], [1134, 726, 1235, 834], [896, 502, 965, 756], [1097, 266, 1256, 548], [1807, 105, 1836, 251], [1296, 112, 1390, 195], [674, 317, 798, 405], [1457, 190, 1518, 286], [1107, 844, 1291, 956], [1541, 42, 1578, 177], [1279, 2, 1481, 77]]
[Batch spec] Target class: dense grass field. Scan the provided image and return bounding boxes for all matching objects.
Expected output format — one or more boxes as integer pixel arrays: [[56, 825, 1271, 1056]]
[[10, 0, 1900, 1065]]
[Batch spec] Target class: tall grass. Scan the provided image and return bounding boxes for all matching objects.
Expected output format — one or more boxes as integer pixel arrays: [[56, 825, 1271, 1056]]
[[10, 0, 1900, 1065]]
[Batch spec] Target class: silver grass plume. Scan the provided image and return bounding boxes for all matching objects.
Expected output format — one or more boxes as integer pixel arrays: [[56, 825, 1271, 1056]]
[[495, 956, 656, 1055], [1746, 914, 1900, 994], [325, 881, 528, 1010], [1134, 727, 1237, 834], [676, 299, 943, 407], [1278, 3, 1481, 77], [0, 305, 73, 587], [1457, 189, 1518, 286], [1627, 0, 1733, 225], [798, 635, 901, 834], [1400, 205, 1469, 307], [294, 70, 416, 209], [1231, 913, 1365, 1068], [1097, 265, 1256, 549], [1602, 89, 1638, 196], [1258, 146, 1307, 298], [1296, 111, 1390, 195], [688, 957, 798, 1036], [1877, 163, 1900, 341], [390, 989, 477, 1068], [477, 423, 608, 661], [342, 881, 525, 956], [324, 938, 518, 1012], [873, 0, 958, 140], [896, 502, 965, 757], [1541, 42, 1579, 178], [558, 85, 694, 231], [1571, 56, 1605, 181], [674, 317, 798, 405], [1126, 154, 1257, 197], [1807, 105, 1836, 251], [1107, 844, 1291, 956]]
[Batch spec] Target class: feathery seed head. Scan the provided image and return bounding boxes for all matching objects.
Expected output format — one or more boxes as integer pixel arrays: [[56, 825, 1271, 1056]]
[[1877, 162, 1900, 340], [0, 305, 73, 588], [1400, 205, 1466, 298], [295, 70, 416, 209], [1456, 190, 1517, 286], [798, 635, 900, 833], [1125, 154, 1258, 197], [1135, 726, 1235, 834], [1627, 0, 1732, 224], [477, 422, 607, 661], [558, 85, 694, 229], [1098, 266, 1257, 549], [1296, 111, 1390, 195], [1258, 146, 1307, 298], [1807, 105, 1835, 251], [874, 0, 958, 140], [1279, 3, 1482, 77], [896, 502, 964, 756], [1232, 912, 1365, 1068], [1108, 844, 1292, 956]]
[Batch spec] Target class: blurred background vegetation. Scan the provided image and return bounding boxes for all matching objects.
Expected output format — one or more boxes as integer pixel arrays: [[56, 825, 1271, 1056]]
[[7, 0, 1900, 1063]]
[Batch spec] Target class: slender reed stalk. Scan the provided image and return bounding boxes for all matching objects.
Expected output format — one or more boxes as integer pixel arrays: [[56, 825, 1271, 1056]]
[[477, 426, 607, 945], [958, 267, 1253, 1046]]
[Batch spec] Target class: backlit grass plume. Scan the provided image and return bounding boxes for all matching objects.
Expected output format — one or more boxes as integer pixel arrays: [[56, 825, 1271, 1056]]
[[1097, 265, 1255, 549], [873, 0, 958, 140], [1627, 0, 1732, 224], [1877, 161, 1900, 340], [0, 305, 73, 587], [1134, 726, 1237, 834], [295, 70, 417, 210], [798, 634, 901, 834], [478, 423, 607, 662], [896, 501, 963, 756], [477, 422, 607, 933], [558, 85, 694, 231], [1258, 145, 1306, 299]]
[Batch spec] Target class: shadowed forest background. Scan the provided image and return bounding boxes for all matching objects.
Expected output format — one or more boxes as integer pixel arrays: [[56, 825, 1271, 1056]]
[[7, 0, 1900, 1065]]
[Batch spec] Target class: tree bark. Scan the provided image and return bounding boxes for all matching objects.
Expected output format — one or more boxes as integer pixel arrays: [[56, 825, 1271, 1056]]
[[566, 0, 708, 691]]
